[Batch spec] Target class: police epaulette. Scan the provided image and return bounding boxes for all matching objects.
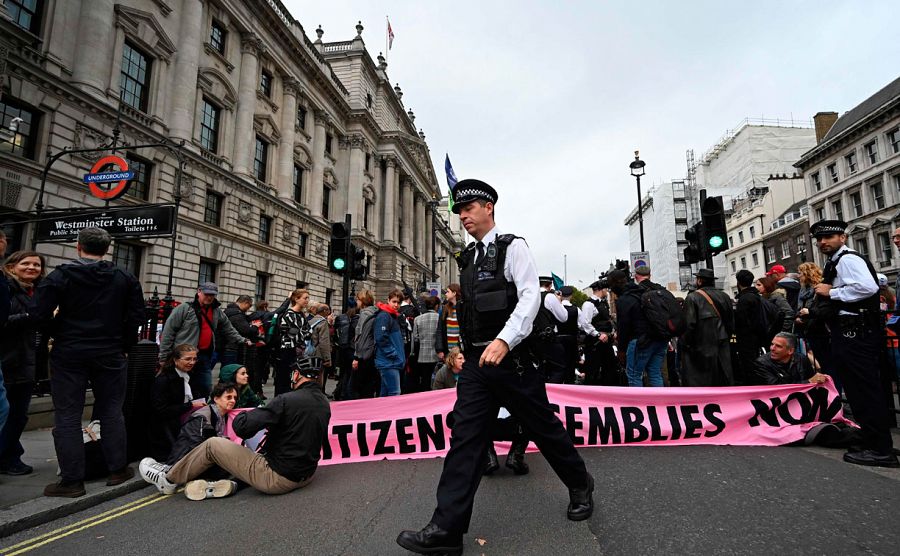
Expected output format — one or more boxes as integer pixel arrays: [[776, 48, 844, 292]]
[[496, 234, 525, 246]]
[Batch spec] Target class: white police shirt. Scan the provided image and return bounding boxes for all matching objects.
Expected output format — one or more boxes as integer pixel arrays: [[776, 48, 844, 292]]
[[829, 245, 878, 315], [541, 286, 568, 325], [578, 294, 605, 337], [475, 225, 540, 350]]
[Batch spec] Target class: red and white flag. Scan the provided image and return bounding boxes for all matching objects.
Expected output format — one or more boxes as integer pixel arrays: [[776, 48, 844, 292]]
[[387, 18, 395, 49]]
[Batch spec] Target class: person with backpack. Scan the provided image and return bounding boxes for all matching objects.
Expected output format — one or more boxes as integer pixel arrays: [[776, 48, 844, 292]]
[[269, 289, 313, 396], [351, 289, 379, 399], [332, 298, 358, 401], [308, 304, 333, 394], [606, 267, 667, 387], [756, 275, 794, 333], [680, 268, 735, 386], [733, 270, 768, 385]]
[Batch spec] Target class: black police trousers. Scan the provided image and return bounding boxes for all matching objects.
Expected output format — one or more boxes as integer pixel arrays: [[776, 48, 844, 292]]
[[830, 325, 894, 455], [430, 345, 590, 534]]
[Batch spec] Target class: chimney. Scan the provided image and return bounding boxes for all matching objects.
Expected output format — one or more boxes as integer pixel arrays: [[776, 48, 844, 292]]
[[813, 111, 838, 143]]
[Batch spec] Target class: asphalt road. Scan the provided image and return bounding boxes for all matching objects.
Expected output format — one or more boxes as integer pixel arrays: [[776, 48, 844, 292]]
[[2, 443, 898, 555]]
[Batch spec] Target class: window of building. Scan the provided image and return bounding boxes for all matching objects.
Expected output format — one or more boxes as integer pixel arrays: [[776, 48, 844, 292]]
[[730, 260, 736, 274], [366, 93, 373, 109], [729, 235, 734, 248], [675, 222, 687, 237], [204, 190, 223, 226], [198, 259, 217, 284], [751, 252, 759, 267], [766, 246, 776, 263], [298, 232, 308, 258], [674, 201, 687, 220], [259, 69, 272, 97], [112, 242, 142, 276], [0, 98, 39, 159], [749, 225, 756, 239], [781, 240, 791, 259], [364, 200, 372, 230], [259, 214, 272, 244], [877, 232, 892, 262], [296, 105, 307, 130], [738, 230, 744, 244], [678, 267, 692, 287], [854, 237, 869, 258], [888, 128, 900, 155], [292, 165, 303, 203], [125, 154, 151, 200], [209, 20, 227, 55], [740, 256, 747, 269], [815, 206, 825, 221], [850, 191, 863, 218], [365, 152, 371, 173], [796, 235, 807, 254], [322, 186, 331, 220], [864, 141, 878, 165], [827, 163, 838, 184], [811, 172, 822, 192], [199, 98, 220, 153], [255, 273, 268, 301], [120, 41, 152, 112], [870, 181, 885, 210], [325, 288, 335, 308], [253, 135, 268, 183], [831, 199, 843, 221], [7, 0, 42, 34], [325, 134, 333, 155], [845, 151, 858, 174]]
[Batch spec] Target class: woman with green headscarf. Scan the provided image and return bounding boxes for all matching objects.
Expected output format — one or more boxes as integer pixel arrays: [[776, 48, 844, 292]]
[[218, 364, 265, 408]]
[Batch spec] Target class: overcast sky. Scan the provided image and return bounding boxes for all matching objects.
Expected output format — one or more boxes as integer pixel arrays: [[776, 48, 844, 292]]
[[286, 0, 899, 288]]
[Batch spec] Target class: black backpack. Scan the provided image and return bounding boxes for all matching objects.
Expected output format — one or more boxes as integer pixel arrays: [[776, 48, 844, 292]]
[[641, 285, 687, 339], [759, 297, 783, 345]]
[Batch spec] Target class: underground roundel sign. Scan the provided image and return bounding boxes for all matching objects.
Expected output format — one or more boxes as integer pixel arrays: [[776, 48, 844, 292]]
[[83, 155, 135, 200]]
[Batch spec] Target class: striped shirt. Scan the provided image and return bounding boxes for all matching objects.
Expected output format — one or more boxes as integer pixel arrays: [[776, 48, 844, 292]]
[[445, 306, 460, 350]]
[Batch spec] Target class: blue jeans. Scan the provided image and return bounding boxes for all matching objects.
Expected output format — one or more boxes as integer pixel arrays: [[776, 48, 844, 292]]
[[189, 351, 214, 400], [378, 367, 402, 397], [626, 338, 668, 387]]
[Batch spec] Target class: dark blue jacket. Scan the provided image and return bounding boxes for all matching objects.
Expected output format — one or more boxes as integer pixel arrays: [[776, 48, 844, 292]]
[[374, 305, 405, 369], [34, 258, 144, 356]]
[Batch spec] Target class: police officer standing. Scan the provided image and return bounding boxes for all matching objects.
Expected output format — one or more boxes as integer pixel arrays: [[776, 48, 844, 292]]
[[808, 219, 897, 468], [397, 179, 595, 555], [579, 280, 618, 385], [535, 275, 568, 383], [558, 286, 580, 383]]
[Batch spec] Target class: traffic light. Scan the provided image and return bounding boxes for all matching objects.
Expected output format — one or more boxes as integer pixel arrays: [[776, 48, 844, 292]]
[[329, 222, 350, 274], [350, 244, 367, 280], [683, 221, 705, 264], [702, 196, 728, 256]]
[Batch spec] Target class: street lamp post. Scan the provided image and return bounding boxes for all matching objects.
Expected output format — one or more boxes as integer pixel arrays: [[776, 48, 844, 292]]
[[428, 195, 439, 281], [629, 150, 646, 252]]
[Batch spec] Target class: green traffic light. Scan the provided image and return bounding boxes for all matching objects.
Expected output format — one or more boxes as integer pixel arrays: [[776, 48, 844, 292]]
[[708, 235, 724, 249], [333, 258, 346, 270]]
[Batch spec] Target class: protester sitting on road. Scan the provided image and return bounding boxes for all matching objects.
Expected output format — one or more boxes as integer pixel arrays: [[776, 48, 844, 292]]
[[151, 344, 207, 461], [218, 364, 264, 409], [140, 356, 332, 501], [753, 333, 827, 385], [0, 251, 49, 476], [167, 382, 238, 465], [432, 348, 463, 390]]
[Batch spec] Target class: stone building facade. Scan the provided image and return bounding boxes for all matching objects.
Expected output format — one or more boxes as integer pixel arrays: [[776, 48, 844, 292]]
[[0, 0, 463, 306], [796, 77, 900, 284]]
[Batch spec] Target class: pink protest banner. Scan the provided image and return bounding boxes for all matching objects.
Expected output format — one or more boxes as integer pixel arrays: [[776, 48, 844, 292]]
[[225, 381, 852, 467]]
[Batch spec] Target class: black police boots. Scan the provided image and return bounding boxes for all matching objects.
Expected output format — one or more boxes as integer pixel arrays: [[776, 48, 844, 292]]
[[396, 522, 463, 555], [505, 440, 529, 475], [567, 473, 594, 521], [484, 444, 500, 475]]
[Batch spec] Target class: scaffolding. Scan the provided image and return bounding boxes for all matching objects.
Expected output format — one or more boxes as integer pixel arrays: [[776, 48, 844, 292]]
[[698, 116, 814, 166]]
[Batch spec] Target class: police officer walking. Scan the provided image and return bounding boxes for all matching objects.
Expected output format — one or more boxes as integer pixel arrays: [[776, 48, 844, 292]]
[[809, 219, 897, 468], [397, 179, 594, 555]]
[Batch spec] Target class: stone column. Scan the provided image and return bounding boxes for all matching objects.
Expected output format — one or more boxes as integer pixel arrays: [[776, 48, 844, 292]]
[[167, 0, 204, 142], [71, 0, 115, 96], [414, 194, 424, 261], [402, 180, 414, 252], [347, 135, 365, 230], [308, 110, 329, 218], [425, 204, 434, 271], [277, 78, 299, 201], [382, 158, 396, 243], [233, 34, 263, 176]]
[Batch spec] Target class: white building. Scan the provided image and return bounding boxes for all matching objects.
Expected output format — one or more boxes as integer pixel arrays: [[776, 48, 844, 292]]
[[624, 180, 686, 290], [0, 0, 463, 306]]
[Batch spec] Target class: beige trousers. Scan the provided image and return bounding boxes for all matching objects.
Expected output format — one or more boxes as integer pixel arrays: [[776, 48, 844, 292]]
[[167, 437, 313, 495]]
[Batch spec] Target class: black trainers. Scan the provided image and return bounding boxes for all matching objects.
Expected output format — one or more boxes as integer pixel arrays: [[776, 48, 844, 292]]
[[0, 460, 34, 476], [44, 480, 86, 498]]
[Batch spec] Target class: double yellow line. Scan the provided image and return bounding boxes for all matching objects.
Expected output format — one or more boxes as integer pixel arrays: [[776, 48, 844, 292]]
[[1, 492, 171, 555]]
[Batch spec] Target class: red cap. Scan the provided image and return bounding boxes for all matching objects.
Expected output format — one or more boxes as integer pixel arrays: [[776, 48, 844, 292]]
[[766, 264, 786, 276]]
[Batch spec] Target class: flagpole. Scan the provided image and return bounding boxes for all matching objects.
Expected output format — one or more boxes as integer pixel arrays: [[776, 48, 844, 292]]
[[564, 254, 567, 285], [385, 16, 389, 61]]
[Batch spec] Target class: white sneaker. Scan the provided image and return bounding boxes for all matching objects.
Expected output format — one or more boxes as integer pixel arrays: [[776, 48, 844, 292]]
[[184, 479, 237, 501], [139, 457, 176, 495]]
